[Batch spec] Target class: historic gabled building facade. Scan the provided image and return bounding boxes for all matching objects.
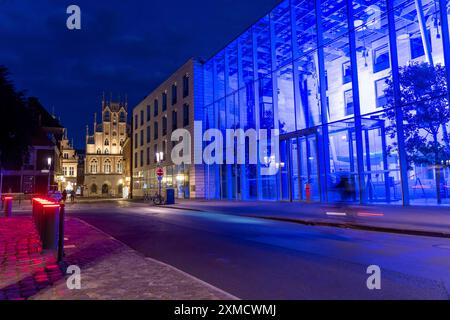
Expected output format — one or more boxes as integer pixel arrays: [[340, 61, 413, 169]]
[[58, 130, 79, 193], [84, 95, 129, 197]]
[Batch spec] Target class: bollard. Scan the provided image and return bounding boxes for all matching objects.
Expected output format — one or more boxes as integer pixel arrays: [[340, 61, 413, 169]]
[[41, 204, 60, 250], [57, 203, 65, 262], [4, 196, 13, 217]]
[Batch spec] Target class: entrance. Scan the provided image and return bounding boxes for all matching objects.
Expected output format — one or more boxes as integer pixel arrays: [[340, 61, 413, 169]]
[[280, 129, 320, 202]]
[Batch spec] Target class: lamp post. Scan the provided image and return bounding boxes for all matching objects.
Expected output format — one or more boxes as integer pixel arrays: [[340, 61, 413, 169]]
[[47, 157, 52, 193]]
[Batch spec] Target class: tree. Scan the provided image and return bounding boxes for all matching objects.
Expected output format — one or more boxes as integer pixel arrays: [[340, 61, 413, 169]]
[[0, 66, 34, 169], [383, 62, 449, 204]]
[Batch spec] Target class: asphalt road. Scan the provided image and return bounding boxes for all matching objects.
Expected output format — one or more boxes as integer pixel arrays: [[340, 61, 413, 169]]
[[66, 201, 450, 299]]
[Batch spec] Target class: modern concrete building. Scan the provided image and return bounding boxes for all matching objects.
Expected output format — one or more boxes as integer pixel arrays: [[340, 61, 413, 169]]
[[85, 95, 129, 197], [132, 59, 205, 199]]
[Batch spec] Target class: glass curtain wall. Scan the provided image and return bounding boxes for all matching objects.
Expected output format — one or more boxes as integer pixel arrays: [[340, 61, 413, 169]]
[[203, 0, 450, 205]]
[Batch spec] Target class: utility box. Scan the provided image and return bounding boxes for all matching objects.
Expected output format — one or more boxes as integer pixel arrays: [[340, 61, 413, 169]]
[[166, 188, 175, 205]]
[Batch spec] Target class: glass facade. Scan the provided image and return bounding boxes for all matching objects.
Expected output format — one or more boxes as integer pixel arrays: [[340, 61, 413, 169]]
[[202, 0, 450, 205]]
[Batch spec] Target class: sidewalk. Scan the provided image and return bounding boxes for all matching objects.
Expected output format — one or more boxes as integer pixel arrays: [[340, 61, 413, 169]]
[[165, 199, 450, 238], [0, 216, 236, 300]]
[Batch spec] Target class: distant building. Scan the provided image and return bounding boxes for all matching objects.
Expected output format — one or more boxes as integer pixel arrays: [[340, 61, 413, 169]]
[[57, 131, 79, 193], [85, 95, 129, 197], [132, 59, 205, 199]]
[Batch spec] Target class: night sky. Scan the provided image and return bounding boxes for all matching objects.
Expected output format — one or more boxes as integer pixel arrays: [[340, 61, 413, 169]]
[[0, 0, 279, 149]]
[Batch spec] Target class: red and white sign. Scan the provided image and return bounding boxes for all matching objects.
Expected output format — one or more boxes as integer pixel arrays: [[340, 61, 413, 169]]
[[156, 167, 164, 177]]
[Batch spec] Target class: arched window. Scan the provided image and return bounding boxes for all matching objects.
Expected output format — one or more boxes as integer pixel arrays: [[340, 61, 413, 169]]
[[104, 148, 109, 154], [104, 159, 112, 173], [97, 149, 101, 154], [104, 111, 110, 122], [112, 131, 117, 136], [91, 184, 98, 194], [120, 112, 126, 122], [116, 160, 123, 173], [105, 139, 109, 146], [90, 159, 98, 173]]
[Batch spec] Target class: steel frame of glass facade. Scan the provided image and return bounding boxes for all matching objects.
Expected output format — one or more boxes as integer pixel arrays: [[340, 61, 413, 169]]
[[202, 0, 450, 205]]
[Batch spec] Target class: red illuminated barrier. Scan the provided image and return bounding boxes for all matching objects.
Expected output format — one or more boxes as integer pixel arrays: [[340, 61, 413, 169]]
[[32, 197, 61, 250], [3, 196, 13, 217]]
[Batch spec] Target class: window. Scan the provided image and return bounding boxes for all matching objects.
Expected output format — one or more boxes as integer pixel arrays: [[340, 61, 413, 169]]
[[134, 115, 138, 129], [146, 147, 150, 165], [134, 133, 138, 148], [140, 110, 144, 126], [97, 149, 101, 154], [146, 126, 151, 143], [140, 150, 144, 167], [342, 61, 352, 84], [162, 116, 167, 136], [104, 148, 109, 154], [140, 130, 144, 146], [373, 45, 390, 73], [120, 111, 126, 122], [105, 139, 109, 146], [154, 121, 158, 139], [104, 159, 111, 173], [162, 140, 166, 156], [183, 74, 189, 97], [63, 167, 67, 176], [154, 99, 159, 117], [134, 152, 138, 168], [344, 90, 354, 116], [69, 167, 74, 176], [63, 153, 69, 159], [90, 159, 98, 173], [104, 111, 110, 122], [171, 83, 177, 105], [410, 32, 431, 60], [116, 161, 122, 173], [172, 110, 178, 130], [146, 105, 151, 121], [183, 103, 189, 127], [162, 92, 167, 111], [154, 144, 158, 163], [375, 78, 388, 108]]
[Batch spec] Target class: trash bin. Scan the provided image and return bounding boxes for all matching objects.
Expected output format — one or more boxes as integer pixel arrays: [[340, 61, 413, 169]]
[[165, 188, 175, 205]]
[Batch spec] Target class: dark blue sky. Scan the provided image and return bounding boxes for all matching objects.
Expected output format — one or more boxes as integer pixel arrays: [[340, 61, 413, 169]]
[[0, 0, 278, 148]]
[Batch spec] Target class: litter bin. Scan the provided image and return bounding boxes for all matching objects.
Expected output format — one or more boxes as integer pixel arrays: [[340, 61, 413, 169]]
[[41, 204, 60, 250], [165, 188, 175, 205]]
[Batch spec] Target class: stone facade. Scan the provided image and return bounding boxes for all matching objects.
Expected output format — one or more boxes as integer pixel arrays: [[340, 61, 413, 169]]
[[84, 96, 128, 197]]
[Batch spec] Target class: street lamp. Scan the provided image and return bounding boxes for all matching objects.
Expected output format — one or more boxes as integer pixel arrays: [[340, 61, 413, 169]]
[[47, 157, 52, 193]]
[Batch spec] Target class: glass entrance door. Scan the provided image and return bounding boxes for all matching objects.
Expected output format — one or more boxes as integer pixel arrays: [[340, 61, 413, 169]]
[[280, 131, 320, 202]]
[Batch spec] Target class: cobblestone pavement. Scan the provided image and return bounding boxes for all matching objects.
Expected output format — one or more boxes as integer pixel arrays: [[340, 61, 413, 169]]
[[0, 217, 63, 300], [32, 218, 237, 300]]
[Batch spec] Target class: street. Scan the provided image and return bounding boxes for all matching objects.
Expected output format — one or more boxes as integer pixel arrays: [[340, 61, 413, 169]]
[[64, 200, 450, 300]]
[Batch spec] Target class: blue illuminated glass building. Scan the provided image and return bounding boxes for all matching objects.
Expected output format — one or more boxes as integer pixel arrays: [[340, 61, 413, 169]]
[[201, 0, 450, 206]]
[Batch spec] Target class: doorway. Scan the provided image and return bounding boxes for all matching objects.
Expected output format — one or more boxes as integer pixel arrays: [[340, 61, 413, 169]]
[[280, 129, 320, 202]]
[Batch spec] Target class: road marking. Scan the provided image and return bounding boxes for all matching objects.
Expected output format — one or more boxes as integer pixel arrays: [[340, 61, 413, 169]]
[[357, 212, 384, 217], [326, 212, 347, 216]]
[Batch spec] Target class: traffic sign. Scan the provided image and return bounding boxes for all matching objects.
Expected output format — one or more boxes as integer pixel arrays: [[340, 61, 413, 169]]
[[156, 167, 164, 177]]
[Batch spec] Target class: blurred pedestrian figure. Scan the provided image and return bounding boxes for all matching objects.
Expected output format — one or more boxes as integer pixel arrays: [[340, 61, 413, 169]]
[[62, 190, 68, 202], [70, 190, 75, 203], [335, 175, 355, 203]]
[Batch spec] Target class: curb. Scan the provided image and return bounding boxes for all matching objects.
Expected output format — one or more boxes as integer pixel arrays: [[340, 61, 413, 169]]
[[162, 205, 450, 239], [245, 215, 450, 239]]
